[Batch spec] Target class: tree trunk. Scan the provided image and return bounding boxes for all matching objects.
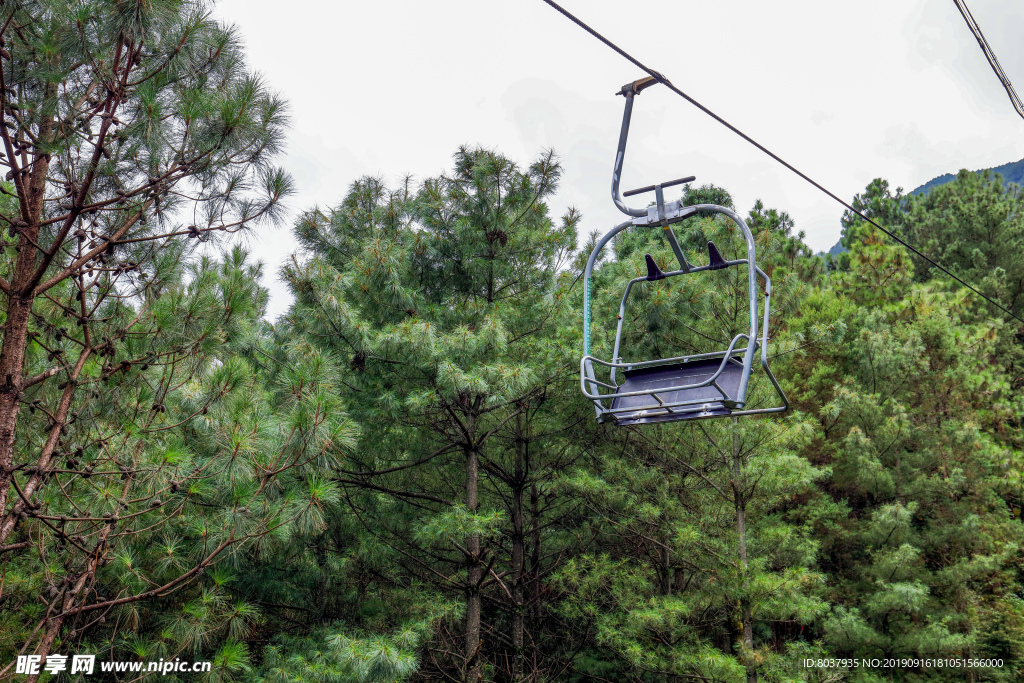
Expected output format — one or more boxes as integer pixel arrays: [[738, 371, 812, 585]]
[[24, 498, 117, 683], [527, 477, 542, 681], [0, 349, 89, 542], [0, 91, 54, 537], [661, 531, 673, 596], [511, 427, 526, 682], [0, 290, 32, 526], [731, 418, 756, 683], [465, 446, 482, 683]]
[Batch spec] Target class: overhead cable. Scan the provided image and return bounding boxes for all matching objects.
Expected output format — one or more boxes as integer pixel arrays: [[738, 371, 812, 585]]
[[953, 0, 1024, 121], [540, 0, 1024, 326]]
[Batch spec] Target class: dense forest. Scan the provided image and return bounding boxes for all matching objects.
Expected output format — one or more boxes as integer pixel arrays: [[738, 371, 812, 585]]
[[1, 1, 1023, 682], [909, 157, 1024, 197]]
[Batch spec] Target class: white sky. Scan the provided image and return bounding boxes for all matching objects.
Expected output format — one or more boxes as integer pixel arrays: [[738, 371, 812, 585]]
[[211, 0, 1024, 319]]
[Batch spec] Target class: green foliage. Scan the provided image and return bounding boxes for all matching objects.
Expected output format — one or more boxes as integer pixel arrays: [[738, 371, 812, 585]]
[[0, 0, 299, 675], [265, 161, 1024, 682], [280, 146, 587, 681], [786, 219, 1024, 681], [3, 40, 1022, 680], [257, 623, 430, 683], [904, 170, 1024, 316]]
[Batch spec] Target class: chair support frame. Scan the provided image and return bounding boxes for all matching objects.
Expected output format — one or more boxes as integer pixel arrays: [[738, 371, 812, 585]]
[[580, 80, 788, 424]]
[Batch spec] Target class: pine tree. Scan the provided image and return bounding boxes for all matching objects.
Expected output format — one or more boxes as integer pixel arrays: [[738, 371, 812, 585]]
[[0, 0, 292, 676], [789, 230, 1024, 682], [284, 147, 581, 682], [904, 170, 1024, 315], [0, 0, 291, 540]]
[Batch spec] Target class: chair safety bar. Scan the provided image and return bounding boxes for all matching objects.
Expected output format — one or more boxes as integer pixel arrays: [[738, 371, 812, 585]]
[[580, 77, 788, 425]]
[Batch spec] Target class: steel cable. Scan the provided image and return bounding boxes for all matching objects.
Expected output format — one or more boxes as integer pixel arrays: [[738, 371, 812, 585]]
[[954, 0, 1024, 121], [540, 0, 1024, 326]]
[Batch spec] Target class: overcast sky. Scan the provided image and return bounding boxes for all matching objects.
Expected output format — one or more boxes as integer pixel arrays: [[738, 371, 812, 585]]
[[210, 0, 1024, 319]]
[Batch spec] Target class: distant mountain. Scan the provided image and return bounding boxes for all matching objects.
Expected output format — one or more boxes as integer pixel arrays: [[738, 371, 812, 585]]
[[819, 157, 1024, 257], [909, 157, 1024, 196], [826, 240, 846, 257]]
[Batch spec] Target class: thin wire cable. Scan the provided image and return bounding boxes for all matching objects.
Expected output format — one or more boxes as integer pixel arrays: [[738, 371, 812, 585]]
[[541, 0, 1024, 326], [954, 0, 1024, 121]]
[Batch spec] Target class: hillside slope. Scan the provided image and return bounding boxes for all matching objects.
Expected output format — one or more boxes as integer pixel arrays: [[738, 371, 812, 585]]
[[821, 157, 1024, 255], [910, 157, 1024, 195]]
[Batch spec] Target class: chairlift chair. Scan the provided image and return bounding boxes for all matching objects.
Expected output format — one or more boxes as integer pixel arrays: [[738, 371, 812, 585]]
[[580, 76, 788, 425]]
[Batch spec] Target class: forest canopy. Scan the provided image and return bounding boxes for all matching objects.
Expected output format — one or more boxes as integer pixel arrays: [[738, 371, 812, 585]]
[[0, 2, 1022, 683]]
